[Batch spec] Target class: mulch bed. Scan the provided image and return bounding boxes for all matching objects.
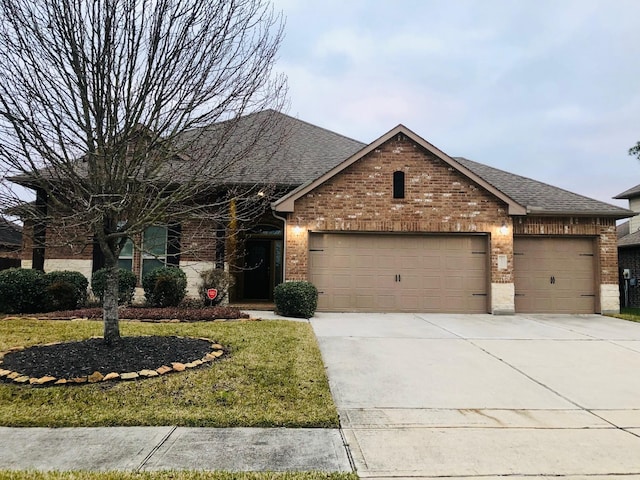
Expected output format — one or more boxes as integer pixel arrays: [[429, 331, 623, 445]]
[[0, 306, 244, 386], [33, 305, 250, 321], [2, 336, 214, 380]]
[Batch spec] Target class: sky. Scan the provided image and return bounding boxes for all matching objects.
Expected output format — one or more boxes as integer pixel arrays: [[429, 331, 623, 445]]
[[272, 0, 640, 209]]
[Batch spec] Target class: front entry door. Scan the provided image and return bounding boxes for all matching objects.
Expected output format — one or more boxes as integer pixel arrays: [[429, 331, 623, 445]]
[[244, 239, 271, 299]]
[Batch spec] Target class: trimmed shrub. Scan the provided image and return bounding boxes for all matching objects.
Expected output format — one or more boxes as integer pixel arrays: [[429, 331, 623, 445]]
[[44, 270, 89, 310], [198, 268, 234, 306], [274, 281, 318, 318], [0, 268, 48, 313], [45, 281, 78, 312], [142, 266, 187, 307], [91, 267, 137, 305]]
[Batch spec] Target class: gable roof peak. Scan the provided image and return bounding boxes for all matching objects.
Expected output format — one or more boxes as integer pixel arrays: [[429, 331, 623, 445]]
[[273, 123, 527, 215]]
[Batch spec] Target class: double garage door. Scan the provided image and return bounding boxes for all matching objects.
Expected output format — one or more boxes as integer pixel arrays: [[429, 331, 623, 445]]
[[308, 233, 597, 314], [309, 233, 488, 313]]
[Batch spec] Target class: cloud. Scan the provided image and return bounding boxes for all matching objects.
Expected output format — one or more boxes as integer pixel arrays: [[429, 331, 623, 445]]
[[274, 0, 640, 205]]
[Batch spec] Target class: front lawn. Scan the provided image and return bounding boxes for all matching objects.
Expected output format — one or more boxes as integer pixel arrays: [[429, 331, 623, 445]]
[[0, 319, 338, 428], [610, 307, 640, 323]]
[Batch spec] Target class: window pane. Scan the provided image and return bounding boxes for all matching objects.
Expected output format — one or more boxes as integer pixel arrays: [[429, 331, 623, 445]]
[[143, 226, 167, 257], [120, 238, 133, 257], [393, 171, 405, 199], [142, 258, 165, 278], [118, 258, 133, 271]]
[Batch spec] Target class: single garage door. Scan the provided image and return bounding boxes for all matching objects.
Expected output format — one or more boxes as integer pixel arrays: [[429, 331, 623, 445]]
[[514, 237, 596, 314], [309, 233, 488, 313]]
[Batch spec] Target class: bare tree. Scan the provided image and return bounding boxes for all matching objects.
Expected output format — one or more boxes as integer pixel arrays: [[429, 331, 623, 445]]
[[0, 0, 287, 343]]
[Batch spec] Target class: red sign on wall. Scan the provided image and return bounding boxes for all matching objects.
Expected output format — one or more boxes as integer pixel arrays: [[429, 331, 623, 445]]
[[206, 288, 218, 300]]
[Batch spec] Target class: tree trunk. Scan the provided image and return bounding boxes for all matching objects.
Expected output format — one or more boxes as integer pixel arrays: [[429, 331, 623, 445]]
[[103, 262, 120, 344]]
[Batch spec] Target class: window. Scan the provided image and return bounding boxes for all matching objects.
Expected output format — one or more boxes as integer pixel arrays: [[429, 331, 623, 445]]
[[393, 171, 405, 199], [118, 238, 134, 270], [142, 226, 168, 278]]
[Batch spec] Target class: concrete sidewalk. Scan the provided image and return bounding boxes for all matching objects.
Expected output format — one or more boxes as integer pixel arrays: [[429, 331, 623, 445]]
[[0, 426, 352, 472]]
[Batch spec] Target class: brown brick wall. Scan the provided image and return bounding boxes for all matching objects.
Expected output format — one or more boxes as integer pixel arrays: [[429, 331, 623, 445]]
[[284, 136, 618, 298], [286, 136, 513, 282], [21, 220, 34, 262], [22, 217, 221, 267], [21, 219, 94, 261], [513, 216, 618, 284], [180, 220, 219, 263]]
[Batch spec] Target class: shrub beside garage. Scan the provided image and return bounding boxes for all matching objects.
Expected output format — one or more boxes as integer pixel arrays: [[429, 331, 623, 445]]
[[274, 281, 318, 318]]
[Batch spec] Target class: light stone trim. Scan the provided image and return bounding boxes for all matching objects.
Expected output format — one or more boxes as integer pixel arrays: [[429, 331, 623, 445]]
[[179, 261, 216, 299], [43, 259, 92, 281], [491, 283, 515, 315], [600, 284, 620, 314]]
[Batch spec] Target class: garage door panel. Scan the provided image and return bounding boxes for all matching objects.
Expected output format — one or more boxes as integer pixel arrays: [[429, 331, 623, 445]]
[[514, 237, 596, 314], [309, 233, 488, 313], [331, 295, 352, 310], [377, 255, 397, 269]]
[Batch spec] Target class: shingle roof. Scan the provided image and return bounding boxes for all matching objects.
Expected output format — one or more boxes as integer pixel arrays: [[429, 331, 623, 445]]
[[614, 184, 640, 199], [619, 229, 640, 247], [176, 110, 367, 186], [454, 157, 632, 217], [617, 219, 640, 247], [11, 110, 367, 190], [618, 220, 630, 239], [9, 110, 632, 220], [0, 218, 21, 247]]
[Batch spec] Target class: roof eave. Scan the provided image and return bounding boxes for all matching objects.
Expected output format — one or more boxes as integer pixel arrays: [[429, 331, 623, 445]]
[[525, 208, 635, 219], [8, 175, 39, 190]]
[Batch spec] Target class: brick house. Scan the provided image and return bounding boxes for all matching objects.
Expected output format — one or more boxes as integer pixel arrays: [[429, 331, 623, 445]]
[[0, 217, 22, 270], [614, 184, 640, 308], [274, 124, 631, 314], [15, 112, 632, 313]]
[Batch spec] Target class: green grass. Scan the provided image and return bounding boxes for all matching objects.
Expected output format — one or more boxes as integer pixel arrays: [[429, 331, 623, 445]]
[[0, 319, 338, 428], [610, 307, 640, 323], [0, 472, 358, 480]]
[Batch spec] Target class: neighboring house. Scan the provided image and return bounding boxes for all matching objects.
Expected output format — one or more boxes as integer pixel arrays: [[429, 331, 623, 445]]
[[13, 111, 633, 313], [0, 217, 22, 270], [614, 184, 640, 308]]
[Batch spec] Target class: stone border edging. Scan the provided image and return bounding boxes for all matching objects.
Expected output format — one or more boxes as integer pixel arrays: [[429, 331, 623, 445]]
[[0, 336, 225, 386]]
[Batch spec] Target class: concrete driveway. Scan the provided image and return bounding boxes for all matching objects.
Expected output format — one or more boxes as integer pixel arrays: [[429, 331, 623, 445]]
[[310, 313, 640, 479]]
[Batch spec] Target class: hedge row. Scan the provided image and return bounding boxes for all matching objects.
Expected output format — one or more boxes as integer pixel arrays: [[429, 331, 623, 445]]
[[0, 266, 190, 314], [0, 267, 321, 317], [0, 268, 88, 314]]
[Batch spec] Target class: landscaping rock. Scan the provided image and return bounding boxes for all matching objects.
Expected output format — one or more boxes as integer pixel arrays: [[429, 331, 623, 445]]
[[171, 362, 186, 371], [88, 371, 104, 383], [35, 376, 57, 385]]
